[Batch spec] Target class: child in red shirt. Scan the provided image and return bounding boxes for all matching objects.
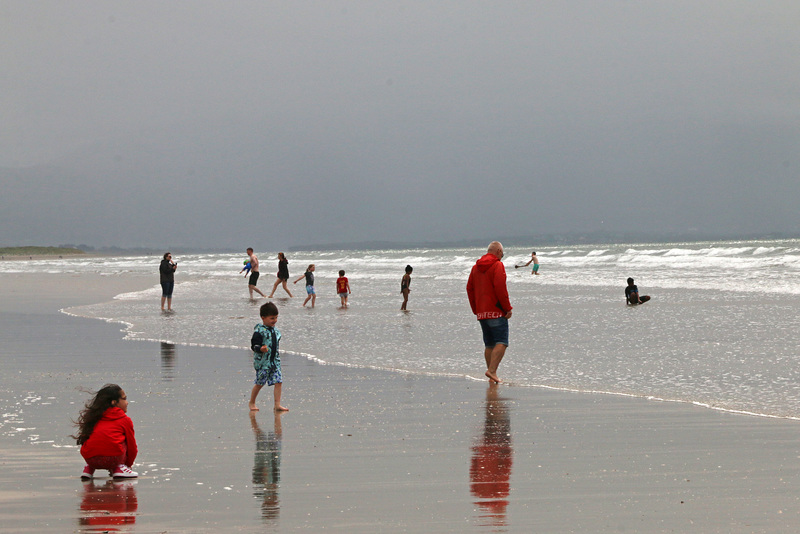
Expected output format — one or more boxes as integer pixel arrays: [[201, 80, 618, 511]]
[[336, 270, 351, 308], [73, 384, 138, 479]]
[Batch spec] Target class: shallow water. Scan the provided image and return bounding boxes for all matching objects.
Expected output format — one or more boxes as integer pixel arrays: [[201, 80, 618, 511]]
[[26, 239, 800, 419]]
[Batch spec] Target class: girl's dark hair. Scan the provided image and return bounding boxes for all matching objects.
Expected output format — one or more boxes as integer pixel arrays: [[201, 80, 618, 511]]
[[405, 265, 413, 273], [71, 384, 123, 445]]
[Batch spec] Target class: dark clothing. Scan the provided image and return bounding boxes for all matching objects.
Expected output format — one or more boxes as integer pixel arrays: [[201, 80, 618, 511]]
[[160, 281, 174, 298], [159, 259, 175, 283], [277, 259, 289, 281], [304, 271, 314, 286], [249, 271, 260, 286], [626, 284, 650, 304]]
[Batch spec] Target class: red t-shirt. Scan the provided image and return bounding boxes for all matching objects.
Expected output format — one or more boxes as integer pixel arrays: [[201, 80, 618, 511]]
[[336, 277, 349, 294]]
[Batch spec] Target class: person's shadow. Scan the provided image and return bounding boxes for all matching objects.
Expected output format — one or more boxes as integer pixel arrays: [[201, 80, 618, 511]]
[[251, 411, 282, 524], [77, 479, 138, 529], [470, 383, 513, 528]]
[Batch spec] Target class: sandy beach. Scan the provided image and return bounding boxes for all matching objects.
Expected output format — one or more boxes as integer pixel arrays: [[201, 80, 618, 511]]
[[2, 273, 800, 533]]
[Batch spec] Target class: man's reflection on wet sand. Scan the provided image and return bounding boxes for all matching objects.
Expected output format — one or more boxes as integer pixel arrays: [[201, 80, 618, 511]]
[[470, 383, 513, 529], [160, 342, 176, 381], [77, 479, 138, 531], [251, 411, 282, 524]]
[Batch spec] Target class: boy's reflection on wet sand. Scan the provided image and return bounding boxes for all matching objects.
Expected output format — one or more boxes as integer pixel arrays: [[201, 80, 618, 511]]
[[251, 411, 282, 524]]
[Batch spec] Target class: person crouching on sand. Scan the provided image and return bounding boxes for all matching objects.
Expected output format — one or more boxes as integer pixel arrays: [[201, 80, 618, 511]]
[[249, 302, 288, 412], [625, 277, 651, 305], [73, 384, 138, 479]]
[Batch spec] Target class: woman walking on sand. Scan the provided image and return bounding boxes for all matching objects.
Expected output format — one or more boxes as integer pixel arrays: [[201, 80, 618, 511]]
[[268, 252, 293, 298]]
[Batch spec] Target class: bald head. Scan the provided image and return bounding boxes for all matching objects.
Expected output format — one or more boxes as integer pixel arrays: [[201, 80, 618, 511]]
[[487, 241, 504, 259]]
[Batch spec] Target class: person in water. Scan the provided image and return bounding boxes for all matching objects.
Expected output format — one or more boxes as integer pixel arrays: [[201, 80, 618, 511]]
[[268, 253, 293, 298], [293, 264, 316, 307], [467, 241, 513, 384], [400, 265, 413, 311]]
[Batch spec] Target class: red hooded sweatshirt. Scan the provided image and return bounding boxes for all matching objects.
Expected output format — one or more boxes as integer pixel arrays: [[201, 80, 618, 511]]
[[466, 253, 512, 320], [80, 407, 138, 467]]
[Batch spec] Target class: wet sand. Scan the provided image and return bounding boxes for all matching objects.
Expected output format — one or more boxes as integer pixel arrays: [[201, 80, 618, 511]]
[[2, 273, 800, 532]]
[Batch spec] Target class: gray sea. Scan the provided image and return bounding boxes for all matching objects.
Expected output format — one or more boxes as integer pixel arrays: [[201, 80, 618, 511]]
[[11, 239, 800, 419]]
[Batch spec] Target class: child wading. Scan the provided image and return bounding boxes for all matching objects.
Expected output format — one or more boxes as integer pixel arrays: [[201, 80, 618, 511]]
[[401, 265, 413, 310], [336, 270, 351, 308], [293, 264, 316, 307], [73, 384, 138, 479], [249, 302, 288, 412]]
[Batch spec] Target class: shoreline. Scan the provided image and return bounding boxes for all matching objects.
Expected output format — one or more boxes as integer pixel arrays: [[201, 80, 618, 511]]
[[3, 272, 800, 532]]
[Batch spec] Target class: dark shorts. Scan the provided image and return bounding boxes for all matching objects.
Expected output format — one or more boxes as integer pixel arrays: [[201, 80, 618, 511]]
[[249, 271, 260, 286], [160, 281, 174, 298], [479, 317, 509, 347]]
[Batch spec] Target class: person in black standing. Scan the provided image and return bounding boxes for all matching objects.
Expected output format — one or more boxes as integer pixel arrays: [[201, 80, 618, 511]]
[[160, 252, 177, 311]]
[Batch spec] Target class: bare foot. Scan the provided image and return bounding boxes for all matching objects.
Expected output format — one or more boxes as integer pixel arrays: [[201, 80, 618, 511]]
[[249, 404, 259, 411], [274, 405, 289, 412], [485, 370, 502, 384]]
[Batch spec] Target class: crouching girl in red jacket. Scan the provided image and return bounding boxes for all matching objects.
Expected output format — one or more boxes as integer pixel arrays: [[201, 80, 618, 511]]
[[73, 384, 138, 479]]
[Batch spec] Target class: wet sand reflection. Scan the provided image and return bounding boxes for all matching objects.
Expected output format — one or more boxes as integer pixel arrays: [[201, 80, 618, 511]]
[[470, 383, 513, 529], [77, 479, 138, 531], [160, 342, 176, 381], [251, 411, 282, 524]]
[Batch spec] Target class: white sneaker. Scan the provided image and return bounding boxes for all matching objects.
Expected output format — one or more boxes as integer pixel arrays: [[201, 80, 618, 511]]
[[112, 464, 138, 478]]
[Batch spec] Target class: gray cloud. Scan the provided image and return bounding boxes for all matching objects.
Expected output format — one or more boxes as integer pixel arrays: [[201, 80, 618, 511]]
[[2, 1, 799, 248]]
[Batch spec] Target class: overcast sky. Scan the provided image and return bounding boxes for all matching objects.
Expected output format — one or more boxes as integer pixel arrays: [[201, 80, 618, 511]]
[[2, 1, 799, 249]]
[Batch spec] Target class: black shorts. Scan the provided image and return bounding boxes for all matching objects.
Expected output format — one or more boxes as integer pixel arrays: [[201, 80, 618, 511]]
[[249, 271, 260, 286]]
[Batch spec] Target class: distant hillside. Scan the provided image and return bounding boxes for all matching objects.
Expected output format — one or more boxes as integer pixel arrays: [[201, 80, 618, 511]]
[[0, 246, 85, 256]]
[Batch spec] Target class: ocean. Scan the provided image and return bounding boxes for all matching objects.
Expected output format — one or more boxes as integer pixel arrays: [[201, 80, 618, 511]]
[[10, 239, 800, 420]]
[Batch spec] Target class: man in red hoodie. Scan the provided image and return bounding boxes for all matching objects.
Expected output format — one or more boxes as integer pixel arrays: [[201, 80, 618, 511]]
[[467, 241, 513, 384]]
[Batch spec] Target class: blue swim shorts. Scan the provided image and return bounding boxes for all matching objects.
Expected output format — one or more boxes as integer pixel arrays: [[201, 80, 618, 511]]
[[306, 285, 316, 295], [338, 292, 348, 298], [255, 366, 282, 386], [479, 317, 509, 347]]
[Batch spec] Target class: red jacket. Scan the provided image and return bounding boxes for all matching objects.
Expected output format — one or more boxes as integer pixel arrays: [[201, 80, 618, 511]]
[[80, 407, 138, 467], [466, 253, 512, 320]]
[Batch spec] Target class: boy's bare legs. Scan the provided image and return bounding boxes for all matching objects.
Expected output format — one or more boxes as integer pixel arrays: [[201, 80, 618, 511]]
[[249, 384, 264, 411], [273, 383, 288, 412], [310, 293, 316, 308], [302, 294, 311, 307], [484, 344, 507, 384]]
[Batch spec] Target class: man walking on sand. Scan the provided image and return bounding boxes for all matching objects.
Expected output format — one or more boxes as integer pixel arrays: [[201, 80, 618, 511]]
[[247, 248, 267, 298], [467, 241, 513, 384]]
